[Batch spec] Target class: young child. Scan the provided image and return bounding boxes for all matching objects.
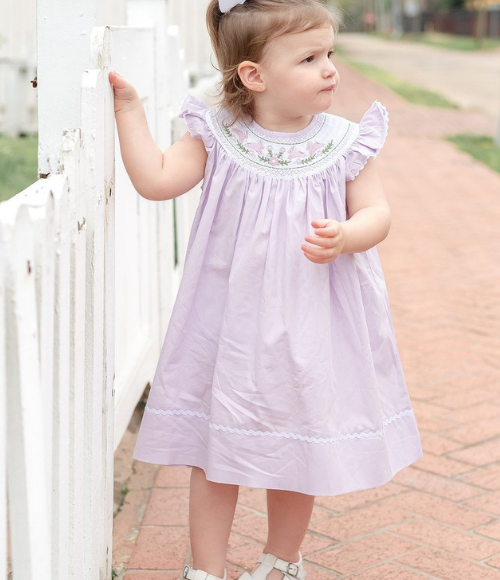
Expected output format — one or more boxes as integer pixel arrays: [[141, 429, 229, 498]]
[[109, 1, 423, 579]]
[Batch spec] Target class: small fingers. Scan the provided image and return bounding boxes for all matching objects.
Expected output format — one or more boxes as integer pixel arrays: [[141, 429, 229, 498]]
[[109, 70, 129, 87], [303, 235, 335, 249], [316, 223, 341, 238], [306, 223, 341, 243], [303, 220, 343, 263], [302, 244, 334, 259], [303, 250, 334, 264]]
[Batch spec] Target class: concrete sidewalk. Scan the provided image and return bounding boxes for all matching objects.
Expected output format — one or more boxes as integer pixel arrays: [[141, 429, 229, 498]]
[[112, 63, 500, 579], [336, 32, 500, 128]]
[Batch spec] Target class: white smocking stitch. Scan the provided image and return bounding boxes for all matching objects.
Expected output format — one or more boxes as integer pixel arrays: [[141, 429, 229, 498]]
[[243, 113, 325, 144], [206, 108, 360, 179], [145, 405, 414, 444]]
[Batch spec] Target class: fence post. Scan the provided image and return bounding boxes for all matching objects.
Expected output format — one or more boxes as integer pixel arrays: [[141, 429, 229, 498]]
[[36, 0, 126, 175], [79, 63, 115, 579]]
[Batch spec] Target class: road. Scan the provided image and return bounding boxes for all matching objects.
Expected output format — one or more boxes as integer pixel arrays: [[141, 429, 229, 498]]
[[337, 33, 500, 127]]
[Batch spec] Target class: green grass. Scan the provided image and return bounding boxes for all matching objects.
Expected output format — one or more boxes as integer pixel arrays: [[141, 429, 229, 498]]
[[370, 31, 500, 51], [0, 134, 39, 203], [447, 134, 500, 174], [339, 56, 459, 109]]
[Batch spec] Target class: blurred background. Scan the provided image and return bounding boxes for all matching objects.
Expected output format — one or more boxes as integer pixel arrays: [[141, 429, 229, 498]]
[[2, 1, 500, 579]]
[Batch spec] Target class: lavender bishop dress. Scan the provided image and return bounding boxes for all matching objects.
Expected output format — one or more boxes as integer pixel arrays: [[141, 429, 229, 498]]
[[132, 93, 423, 496]]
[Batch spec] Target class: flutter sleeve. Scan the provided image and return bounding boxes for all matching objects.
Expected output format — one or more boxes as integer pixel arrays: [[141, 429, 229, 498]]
[[345, 101, 389, 181], [177, 93, 215, 151]]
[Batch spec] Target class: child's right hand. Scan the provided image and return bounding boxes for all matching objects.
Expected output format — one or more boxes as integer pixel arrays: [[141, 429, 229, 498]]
[[109, 70, 142, 115]]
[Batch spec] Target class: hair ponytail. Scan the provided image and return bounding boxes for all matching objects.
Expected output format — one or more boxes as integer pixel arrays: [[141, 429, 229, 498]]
[[206, 0, 223, 54]]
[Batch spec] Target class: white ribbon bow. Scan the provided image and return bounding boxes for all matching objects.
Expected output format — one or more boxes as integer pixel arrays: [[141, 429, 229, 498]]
[[219, 0, 247, 13]]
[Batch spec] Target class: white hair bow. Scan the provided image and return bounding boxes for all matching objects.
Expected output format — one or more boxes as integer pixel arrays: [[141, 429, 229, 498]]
[[219, 0, 247, 13]]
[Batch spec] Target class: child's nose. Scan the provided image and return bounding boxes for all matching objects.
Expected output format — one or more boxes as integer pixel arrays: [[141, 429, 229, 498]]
[[323, 62, 337, 78]]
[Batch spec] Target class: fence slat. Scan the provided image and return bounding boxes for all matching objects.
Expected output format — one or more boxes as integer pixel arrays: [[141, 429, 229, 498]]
[[1, 191, 53, 580], [26, 180, 57, 570], [51, 178, 71, 579], [90, 28, 116, 576], [80, 67, 114, 579], [60, 129, 88, 580], [97, 25, 163, 449]]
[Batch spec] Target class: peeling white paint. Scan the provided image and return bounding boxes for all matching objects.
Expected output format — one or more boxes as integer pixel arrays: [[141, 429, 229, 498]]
[[37, 0, 127, 175]]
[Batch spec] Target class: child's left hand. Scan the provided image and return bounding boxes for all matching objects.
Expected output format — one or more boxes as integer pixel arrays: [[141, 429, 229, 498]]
[[301, 219, 345, 263]]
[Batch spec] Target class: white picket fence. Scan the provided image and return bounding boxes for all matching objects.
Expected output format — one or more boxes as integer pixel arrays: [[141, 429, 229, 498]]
[[0, 0, 213, 137], [0, 3, 213, 577]]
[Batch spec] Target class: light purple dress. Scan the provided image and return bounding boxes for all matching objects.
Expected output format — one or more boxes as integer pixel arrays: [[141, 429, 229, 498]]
[[132, 93, 423, 496]]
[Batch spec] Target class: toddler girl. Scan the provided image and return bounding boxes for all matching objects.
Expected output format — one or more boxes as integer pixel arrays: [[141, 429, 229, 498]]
[[109, 1, 423, 579]]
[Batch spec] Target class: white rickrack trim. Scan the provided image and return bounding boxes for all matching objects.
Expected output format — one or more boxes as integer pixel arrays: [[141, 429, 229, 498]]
[[145, 405, 414, 444], [145, 407, 210, 421]]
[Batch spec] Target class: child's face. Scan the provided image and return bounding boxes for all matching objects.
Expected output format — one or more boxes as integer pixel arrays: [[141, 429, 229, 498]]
[[258, 25, 339, 118]]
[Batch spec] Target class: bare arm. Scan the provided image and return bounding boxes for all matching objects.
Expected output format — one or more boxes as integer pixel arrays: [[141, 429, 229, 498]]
[[302, 157, 391, 263], [341, 157, 391, 253], [110, 70, 207, 201]]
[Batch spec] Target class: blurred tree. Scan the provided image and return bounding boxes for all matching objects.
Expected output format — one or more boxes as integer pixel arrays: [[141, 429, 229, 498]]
[[329, 0, 395, 34], [429, 0, 465, 10]]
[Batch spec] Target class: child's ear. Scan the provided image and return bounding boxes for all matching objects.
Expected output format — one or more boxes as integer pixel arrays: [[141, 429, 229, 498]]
[[237, 61, 265, 93]]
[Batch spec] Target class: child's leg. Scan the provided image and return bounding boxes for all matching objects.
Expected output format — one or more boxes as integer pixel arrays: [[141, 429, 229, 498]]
[[189, 466, 240, 578], [257, 489, 315, 580]]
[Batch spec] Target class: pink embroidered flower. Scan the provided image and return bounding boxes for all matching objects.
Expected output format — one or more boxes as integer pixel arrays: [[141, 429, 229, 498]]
[[269, 157, 279, 166], [279, 147, 286, 153]]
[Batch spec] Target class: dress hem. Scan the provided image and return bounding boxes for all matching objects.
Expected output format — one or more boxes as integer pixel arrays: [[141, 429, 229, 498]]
[[131, 447, 423, 497], [131, 407, 423, 497]]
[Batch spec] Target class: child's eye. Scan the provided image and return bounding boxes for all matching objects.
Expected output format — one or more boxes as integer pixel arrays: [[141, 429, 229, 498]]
[[303, 55, 315, 63], [328, 50, 334, 59]]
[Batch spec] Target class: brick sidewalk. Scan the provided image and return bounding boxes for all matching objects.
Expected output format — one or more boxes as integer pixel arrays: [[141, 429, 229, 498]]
[[113, 64, 500, 580]]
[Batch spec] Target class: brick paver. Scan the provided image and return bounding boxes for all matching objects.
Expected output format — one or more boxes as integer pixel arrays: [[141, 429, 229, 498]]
[[113, 62, 500, 579]]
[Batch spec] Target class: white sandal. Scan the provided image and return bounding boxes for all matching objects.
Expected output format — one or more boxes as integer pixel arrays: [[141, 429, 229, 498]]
[[182, 565, 227, 580], [238, 551, 306, 580]]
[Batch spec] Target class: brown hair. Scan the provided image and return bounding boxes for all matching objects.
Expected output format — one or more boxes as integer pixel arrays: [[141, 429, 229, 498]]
[[206, 0, 341, 124]]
